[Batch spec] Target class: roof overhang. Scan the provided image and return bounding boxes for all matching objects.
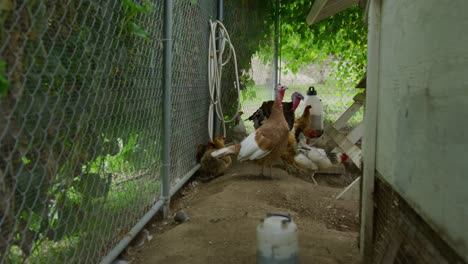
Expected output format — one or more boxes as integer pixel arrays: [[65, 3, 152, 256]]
[[306, 0, 367, 26]]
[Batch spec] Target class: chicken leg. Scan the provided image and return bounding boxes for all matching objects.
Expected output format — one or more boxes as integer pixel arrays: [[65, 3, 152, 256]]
[[258, 164, 265, 177], [281, 158, 306, 176], [269, 163, 273, 178], [258, 161, 273, 179], [310, 172, 318, 185]]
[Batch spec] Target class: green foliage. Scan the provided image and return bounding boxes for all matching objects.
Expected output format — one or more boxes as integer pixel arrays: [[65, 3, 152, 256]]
[[240, 73, 257, 102], [21, 156, 31, 165], [83, 132, 143, 176], [257, 2, 367, 88], [122, 0, 153, 41]]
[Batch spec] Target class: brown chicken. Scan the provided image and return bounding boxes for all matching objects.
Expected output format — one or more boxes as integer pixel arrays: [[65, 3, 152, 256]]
[[293, 105, 320, 146], [294, 105, 312, 143], [211, 84, 290, 178], [197, 135, 232, 182], [280, 132, 298, 168]]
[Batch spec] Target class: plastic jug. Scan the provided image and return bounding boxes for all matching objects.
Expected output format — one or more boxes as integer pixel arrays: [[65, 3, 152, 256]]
[[303, 86, 324, 131], [257, 213, 299, 264]]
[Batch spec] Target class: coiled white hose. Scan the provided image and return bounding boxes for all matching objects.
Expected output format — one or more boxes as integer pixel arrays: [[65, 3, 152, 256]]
[[208, 19, 241, 141]]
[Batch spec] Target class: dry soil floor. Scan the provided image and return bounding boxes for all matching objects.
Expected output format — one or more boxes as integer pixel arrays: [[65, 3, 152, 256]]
[[121, 162, 361, 264]]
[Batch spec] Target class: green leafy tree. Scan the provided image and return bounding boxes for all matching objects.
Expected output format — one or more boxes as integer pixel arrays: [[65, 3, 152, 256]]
[[257, 2, 367, 88]]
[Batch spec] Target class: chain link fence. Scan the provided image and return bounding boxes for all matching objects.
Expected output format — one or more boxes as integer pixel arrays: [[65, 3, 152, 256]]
[[0, 0, 362, 263], [0, 0, 219, 263], [170, 0, 216, 186]]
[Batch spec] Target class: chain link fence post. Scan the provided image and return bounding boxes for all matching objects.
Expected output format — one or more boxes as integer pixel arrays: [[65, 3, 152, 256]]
[[213, 0, 224, 137], [162, 0, 173, 220]]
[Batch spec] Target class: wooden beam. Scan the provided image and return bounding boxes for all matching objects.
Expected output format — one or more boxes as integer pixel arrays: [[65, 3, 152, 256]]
[[315, 0, 358, 24], [336, 176, 360, 200], [326, 126, 362, 169], [333, 102, 363, 130], [306, 0, 329, 25], [347, 121, 364, 144], [360, 0, 382, 261]]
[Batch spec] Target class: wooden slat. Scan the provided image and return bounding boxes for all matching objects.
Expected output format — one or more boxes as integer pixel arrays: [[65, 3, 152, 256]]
[[333, 102, 362, 130], [312, 130, 332, 148], [315, 0, 359, 24], [347, 121, 364, 144], [360, 0, 382, 260], [353, 92, 366, 103], [336, 176, 360, 200], [306, 0, 329, 25], [326, 126, 362, 169]]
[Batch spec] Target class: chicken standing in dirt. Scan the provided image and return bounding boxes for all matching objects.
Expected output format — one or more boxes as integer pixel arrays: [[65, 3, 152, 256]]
[[197, 135, 232, 182], [211, 84, 290, 178]]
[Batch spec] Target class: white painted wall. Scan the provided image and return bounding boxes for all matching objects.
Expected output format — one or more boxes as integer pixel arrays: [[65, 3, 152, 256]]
[[374, 0, 468, 260]]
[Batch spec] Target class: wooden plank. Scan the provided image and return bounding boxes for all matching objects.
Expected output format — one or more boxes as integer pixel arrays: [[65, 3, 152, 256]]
[[311, 131, 333, 148], [353, 92, 366, 103], [316, 0, 359, 24], [347, 121, 364, 144], [316, 165, 345, 175], [327, 126, 362, 169], [360, 0, 382, 260], [336, 176, 360, 200], [363, 0, 371, 24], [333, 102, 362, 130], [306, 0, 329, 25]]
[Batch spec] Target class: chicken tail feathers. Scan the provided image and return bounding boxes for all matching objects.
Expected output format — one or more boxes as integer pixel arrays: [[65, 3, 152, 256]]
[[196, 144, 208, 163], [325, 150, 340, 164], [211, 144, 241, 158]]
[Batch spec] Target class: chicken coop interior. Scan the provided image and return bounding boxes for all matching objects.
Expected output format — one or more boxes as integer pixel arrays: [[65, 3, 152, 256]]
[[1, 0, 467, 263]]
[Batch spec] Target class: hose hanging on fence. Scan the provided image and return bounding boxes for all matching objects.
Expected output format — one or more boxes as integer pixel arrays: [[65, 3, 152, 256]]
[[208, 19, 241, 141]]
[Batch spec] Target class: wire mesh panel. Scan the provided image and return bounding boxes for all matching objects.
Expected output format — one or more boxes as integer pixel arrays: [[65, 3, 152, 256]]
[[220, 0, 271, 140], [169, 0, 216, 185], [372, 175, 465, 264], [0, 1, 164, 263]]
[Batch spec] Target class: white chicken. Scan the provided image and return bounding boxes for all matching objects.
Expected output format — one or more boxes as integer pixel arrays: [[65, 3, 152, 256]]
[[295, 146, 348, 184], [231, 111, 247, 144]]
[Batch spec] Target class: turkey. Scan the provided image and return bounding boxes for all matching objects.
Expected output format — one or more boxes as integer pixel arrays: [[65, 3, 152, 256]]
[[246, 92, 304, 131]]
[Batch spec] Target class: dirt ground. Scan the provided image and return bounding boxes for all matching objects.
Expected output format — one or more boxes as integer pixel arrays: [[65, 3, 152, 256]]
[[120, 162, 361, 264]]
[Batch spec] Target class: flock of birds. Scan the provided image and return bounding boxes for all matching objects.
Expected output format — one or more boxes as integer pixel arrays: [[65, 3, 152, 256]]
[[196, 84, 349, 184]]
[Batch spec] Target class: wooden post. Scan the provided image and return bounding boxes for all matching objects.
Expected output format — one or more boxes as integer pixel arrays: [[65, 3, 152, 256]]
[[360, 0, 382, 261]]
